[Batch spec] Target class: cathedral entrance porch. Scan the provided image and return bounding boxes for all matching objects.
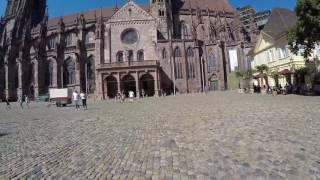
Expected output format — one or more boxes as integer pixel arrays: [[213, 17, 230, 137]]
[[97, 61, 160, 100]]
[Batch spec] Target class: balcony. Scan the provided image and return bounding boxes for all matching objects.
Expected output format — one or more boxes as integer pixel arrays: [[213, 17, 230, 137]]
[[85, 43, 95, 50], [97, 60, 160, 70]]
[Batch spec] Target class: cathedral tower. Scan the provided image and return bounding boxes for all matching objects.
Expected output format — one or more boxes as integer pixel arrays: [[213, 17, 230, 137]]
[[0, 0, 46, 100], [150, 0, 172, 40]]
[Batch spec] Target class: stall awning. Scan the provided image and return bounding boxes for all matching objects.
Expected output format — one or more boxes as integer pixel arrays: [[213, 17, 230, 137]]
[[253, 73, 267, 79], [279, 69, 292, 75]]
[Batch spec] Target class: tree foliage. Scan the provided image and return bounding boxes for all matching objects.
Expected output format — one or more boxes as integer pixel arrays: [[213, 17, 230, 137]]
[[288, 0, 320, 59], [255, 64, 269, 74]]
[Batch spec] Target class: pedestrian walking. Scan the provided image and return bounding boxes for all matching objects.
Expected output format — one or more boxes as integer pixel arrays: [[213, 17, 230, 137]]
[[5, 98, 11, 110], [24, 95, 30, 109], [18, 95, 24, 110], [80, 91, 87, 110], [73, 90, 80, 111]]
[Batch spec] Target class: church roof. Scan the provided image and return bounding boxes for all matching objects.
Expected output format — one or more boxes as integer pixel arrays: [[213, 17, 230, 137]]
[[46, 5, 150, 29], [173, 0, 234, 13], [261, 8, 297, 39]]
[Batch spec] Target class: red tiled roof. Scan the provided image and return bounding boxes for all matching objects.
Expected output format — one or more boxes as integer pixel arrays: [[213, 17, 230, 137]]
[[173, 0, 234, 13]]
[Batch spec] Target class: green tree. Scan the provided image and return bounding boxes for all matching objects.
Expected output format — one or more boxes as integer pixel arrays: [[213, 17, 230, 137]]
[[270, 71, 280, 87], [288, 0, 320, 59], [255, 65, 269, 87]]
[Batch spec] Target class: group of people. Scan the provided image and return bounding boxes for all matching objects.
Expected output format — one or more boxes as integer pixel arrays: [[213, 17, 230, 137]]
[[4, 95, 30, 110], [72, 91, 87, 110], [253, 83, 294, 95]]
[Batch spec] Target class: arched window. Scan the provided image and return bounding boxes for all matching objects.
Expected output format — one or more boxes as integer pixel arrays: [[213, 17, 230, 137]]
[[48, 36, 56, 50], [174, 47, 183, 79], [187, 48, 196, 79], [208, 51, 217, 73], [85, 31, 94, 43], [87, 56, 96, 94], [128, 50, 134, 62], [137, 50, 144, 61], [162, 48, 167, 59], [116, 51, 124, 63], [181, 22, 190, 40], [48, 61, 53, 86], [45, 60, 54, 87], [64, 58, 76, 85], [65, 33, 73, 46]]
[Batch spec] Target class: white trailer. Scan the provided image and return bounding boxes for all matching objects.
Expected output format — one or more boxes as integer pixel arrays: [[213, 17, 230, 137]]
[[49, 88, 73, 107]]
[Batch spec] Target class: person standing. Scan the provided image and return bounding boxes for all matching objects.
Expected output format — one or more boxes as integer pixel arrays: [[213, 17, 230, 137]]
[[80, 91, 87, 110], [73, 90, 80, 111], [5, 98, 11, 110], [24, 95, 29, 109]]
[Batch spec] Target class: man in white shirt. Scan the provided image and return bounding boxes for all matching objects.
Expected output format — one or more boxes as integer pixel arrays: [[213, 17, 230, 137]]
[[80, 92, 87, 110], [73, 90, 80, 110]]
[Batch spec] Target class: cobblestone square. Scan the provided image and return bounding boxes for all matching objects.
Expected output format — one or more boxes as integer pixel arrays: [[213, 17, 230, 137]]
[[1, 92, 320, 180]]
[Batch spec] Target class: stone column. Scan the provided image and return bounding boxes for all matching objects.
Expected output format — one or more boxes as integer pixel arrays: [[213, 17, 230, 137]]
[[33, 61, 39, 98], [5, 63, 10, 99], [135, 71, 140, 98], [17, 59, 23, 97], [154, 69, 159, 97], [96, 72, 104, 100], [117, 73, 121, 93], [102, 75, 108, 100]]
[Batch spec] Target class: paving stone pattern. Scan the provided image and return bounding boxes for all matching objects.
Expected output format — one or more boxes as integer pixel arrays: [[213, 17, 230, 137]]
[[0, 92, 320, 180]]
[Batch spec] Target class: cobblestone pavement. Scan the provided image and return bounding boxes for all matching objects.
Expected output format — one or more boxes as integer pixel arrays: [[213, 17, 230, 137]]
[[1, 92, 320, 180]]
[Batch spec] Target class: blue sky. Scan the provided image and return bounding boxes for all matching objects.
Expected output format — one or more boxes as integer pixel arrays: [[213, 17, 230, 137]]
[[0, 0, 296, 18]]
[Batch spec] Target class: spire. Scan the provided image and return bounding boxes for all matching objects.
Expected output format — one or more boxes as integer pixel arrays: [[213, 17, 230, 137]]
[[113, 0, 119, 13]]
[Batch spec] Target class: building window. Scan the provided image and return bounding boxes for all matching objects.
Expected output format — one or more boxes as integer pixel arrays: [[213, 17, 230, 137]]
[[187, 48, 195, 79], [87, 57, 96, 94], [128, 50, 134, 62], [174, 47, 183, 79], [267, 49, 274, 62], [65, 34, 73, 46], [159, 10, 165, 17], [208, 51, 217, 73], [48, 37, 56, 50], [137, 50, 144, 61], [63, 58, 76, 85], [282, 46, 289, 58], [121, 29, 138, 44], [278, 46, 289, 59], [85, 31, 94, 43], [45, 60, 54, 87], [181, 22, 190, 40], [162, 48, 167, 59], [116, 51, 124, 63]]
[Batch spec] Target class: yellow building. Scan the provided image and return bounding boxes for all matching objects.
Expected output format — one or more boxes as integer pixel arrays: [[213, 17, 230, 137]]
[[251, 8, 306, 88]]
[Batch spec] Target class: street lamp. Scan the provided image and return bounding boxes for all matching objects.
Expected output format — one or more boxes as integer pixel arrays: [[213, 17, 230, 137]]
[[85, 62, 88, 95]]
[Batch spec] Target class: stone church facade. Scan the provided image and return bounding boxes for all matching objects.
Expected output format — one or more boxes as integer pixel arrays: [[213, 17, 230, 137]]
[[0, 0, 247, 101]]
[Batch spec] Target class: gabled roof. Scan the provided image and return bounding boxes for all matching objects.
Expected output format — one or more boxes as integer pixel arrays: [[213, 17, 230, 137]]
[[262, 8, 297, 39], [46, 5, 150, 28], [173, 0, 234, 13]]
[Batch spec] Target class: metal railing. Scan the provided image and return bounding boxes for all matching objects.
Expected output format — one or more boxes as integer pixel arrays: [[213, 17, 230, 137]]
[[97, 60, 160, 69]]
